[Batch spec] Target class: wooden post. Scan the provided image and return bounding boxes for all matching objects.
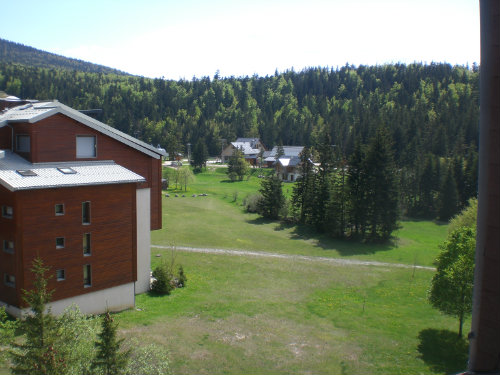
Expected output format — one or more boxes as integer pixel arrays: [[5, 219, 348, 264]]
[[467, 0, 500, 373]]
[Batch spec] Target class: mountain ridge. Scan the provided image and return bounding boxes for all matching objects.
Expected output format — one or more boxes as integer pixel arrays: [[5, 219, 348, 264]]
[[0, 38, 130, 76]]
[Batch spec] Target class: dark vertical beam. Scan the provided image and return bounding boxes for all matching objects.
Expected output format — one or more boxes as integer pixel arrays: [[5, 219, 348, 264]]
[[468, 0, 500, 372]]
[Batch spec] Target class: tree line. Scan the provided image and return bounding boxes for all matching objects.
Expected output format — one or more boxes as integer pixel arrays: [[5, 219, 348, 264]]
[[0, 60, 479, 219]]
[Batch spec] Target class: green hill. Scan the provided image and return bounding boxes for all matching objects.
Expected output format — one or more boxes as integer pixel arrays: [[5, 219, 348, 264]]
[[0, 38, 129, 75]]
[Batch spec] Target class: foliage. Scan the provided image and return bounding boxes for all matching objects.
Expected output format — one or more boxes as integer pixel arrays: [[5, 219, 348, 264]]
[[151, 262, 174, 295], [123, 339, 172, 375], [178, 167, 195, 191], [0, 55, 480, 219], [448, 197, 477, 234], [92, 311, 129, 375], [244, 193, 263, 213], [438, 166, 459, 221], [0, 38, 126, 75], [0, 307, 16, 367], [227, 148, 249, 181], [191, 138, 209, 171], [257, 173, 285, 220], [428, 227, 475, 337], [10, 257, 69, 375], [178, 265, 187, 288], [362, 127, 399, 241], [56, 306, 99, 375]]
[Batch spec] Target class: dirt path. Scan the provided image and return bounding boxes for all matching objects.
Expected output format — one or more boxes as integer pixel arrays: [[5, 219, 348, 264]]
[[151, 245, 436, 271]]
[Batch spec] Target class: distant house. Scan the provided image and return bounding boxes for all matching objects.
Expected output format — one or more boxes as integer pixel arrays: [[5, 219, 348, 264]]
[[0, 100, 166, 317], [275, 156, 303, 182], [221, 138, 265, 165], [263, 146, 304, 168]]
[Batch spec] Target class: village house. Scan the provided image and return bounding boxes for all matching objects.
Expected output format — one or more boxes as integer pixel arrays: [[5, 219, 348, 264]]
[[262, 145, 304, 168], [221, 138, 265, 165], [0, 99, 165, 317]]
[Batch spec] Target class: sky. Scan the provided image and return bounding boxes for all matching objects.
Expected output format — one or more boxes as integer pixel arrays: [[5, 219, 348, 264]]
[[1, 0, 480, 80]]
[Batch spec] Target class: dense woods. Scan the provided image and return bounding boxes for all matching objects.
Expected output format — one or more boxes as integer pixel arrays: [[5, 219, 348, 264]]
[[0, 39, 479, 221]]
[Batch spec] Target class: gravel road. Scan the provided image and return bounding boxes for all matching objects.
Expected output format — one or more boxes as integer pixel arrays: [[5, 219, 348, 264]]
[[151, 245, 435, 271]]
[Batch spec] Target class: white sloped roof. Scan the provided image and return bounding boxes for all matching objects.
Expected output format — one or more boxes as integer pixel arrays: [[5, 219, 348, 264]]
[[0, 150, 145, 191], [231, 142, 260, 155], [0, 101, 166, 159]]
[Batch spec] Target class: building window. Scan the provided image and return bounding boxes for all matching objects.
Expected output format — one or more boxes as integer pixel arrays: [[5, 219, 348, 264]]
[[56, 269, 65, 281], [76, 136, 96, 158], [3, 240, 14, 254], [2, 206, 13, 219], [16, 134, 30, 153], [55, 204, 65, 216], [56, 237, 65, 249], [82, 201, 91, 224], [83, 264, 91, 287], [4, 274, 15, 287], [83, 233, 91, 256]]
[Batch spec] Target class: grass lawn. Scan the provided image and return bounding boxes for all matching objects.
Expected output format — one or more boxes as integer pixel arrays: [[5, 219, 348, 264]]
[[0, 167, 459, 375], [118, 251, 468, 375]]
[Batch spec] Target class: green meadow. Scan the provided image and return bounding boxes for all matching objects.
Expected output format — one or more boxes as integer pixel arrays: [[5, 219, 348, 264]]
[[123, 167, 467, 374], [0, 167, 467, 375]]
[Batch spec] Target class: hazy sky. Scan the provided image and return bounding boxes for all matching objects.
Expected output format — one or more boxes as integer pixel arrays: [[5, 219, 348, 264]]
[[1, 0, 479, 79]]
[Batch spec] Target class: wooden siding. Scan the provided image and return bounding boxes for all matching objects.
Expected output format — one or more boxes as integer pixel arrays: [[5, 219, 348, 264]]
[[0, 185, 21, 306], [9, 183, 137, 307], [10, 114, 162, 229]]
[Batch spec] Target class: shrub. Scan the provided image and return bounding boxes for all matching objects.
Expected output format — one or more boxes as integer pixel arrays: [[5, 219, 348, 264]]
[[244, 193, 262, 213], [151, 263, 174, 295], [177, 265, 187, 288]]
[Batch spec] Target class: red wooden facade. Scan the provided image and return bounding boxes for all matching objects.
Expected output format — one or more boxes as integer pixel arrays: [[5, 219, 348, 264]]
[[0, 101, 165, 313], [0, 183, 137, 308], [6, 113, 162, 230]]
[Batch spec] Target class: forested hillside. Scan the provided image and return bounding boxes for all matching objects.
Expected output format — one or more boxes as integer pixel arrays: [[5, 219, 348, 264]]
[[0, 38, 127, 75], [0, 56, 479, 220]]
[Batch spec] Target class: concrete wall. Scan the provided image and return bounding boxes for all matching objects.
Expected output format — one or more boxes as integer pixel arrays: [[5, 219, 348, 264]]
[[1, 282, 135, 318], [135, 188, 151, 294]]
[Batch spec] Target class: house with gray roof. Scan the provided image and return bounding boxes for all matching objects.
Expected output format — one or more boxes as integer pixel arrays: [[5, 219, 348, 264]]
[[0, 100, 165, 317], [221, 138, 265, 165]]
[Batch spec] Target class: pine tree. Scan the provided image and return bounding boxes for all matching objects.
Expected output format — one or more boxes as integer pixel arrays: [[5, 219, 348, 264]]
[[347, 139, 366, 237], [10, 258, 68, 375], [227, 148, 249, 181], [92, 311, 129, 375], [291, 147, 315, 223], [257, 173, 285, 220], [362, 127, 399, 241], [438, 165, 459, 221], [191, 138, 208, 171], [311, 132, 334, 232]]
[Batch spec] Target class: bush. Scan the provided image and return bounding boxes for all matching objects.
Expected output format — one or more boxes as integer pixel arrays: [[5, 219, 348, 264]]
[[151, 263, 174, 295], [178, 265, 187, 288], [244, 193, 262, 213]]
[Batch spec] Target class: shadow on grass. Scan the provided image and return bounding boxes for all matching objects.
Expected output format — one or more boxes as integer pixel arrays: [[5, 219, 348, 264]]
[[246, 217, 276, 225], [289, 223, 397, 256], [417, 328, 468, 374], [245, 217, 397, 256]]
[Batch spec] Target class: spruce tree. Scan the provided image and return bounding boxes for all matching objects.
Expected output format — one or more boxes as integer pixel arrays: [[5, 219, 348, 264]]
[[191, 138, 208, 171], [227, 148, 248, 181], [92, 311, 129, 375], [438, 165, 459, 221], [291, 147, 315, 223], [257, 173, 285, 220], [311, 132, 334, 232], [347, 138, 366, 237], [362, 127, 399, 241], [11, 258, 68, 375]]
